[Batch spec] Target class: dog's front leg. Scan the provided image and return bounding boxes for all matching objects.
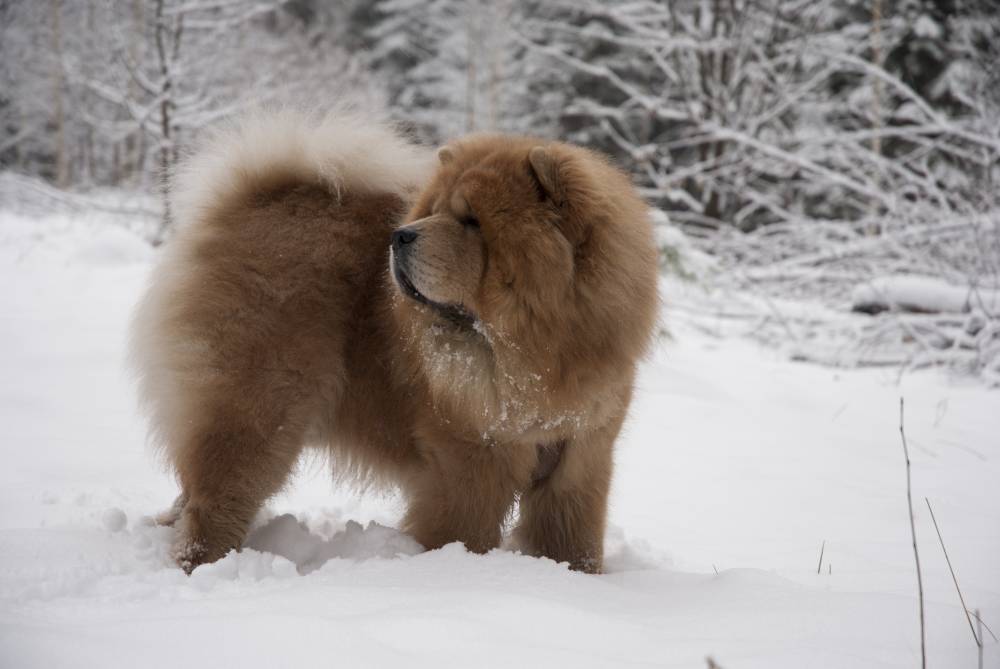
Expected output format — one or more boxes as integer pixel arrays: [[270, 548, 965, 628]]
[[402, 437, 529, 555], [513, 414, 623, 574]]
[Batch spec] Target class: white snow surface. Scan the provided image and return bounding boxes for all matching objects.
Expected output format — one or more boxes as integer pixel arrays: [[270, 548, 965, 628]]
[[1, 209, 999, 668]]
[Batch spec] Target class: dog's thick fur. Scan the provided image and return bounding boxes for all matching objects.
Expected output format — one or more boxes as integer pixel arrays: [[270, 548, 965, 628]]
[[132, 110, 658, 574]]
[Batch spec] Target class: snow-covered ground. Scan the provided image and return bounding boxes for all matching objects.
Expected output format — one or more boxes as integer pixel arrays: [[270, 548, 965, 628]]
[[1, 209, 997, 668]]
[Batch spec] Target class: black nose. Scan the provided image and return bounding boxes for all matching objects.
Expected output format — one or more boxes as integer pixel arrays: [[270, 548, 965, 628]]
[[392, 228, 418, 250]]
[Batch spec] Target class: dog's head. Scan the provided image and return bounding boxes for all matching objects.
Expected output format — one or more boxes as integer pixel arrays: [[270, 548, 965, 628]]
[[390, 134, 658, 437], [389, 136, 578, 332]]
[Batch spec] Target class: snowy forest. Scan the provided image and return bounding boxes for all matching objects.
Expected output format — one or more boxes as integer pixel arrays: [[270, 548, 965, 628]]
[[2, 2, 1000, 667], [3, 0, 1000, 382]]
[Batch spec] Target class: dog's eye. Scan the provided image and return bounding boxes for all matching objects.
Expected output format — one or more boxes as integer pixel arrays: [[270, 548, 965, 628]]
[[461, 216, 480, 229]]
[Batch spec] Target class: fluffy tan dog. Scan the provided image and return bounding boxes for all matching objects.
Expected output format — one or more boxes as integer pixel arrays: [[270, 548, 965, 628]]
[[132, 110, 658, 574]]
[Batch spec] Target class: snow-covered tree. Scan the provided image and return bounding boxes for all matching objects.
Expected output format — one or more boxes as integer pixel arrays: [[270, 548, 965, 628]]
[[0, 0, 375, 238], [365, 0, 558, 142]]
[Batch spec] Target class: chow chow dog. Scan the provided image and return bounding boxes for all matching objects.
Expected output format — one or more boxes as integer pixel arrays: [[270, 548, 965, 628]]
[[131, 110, 658, 574]]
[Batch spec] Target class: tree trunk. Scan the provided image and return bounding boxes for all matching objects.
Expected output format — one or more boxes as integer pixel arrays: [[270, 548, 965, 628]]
[[465, 7, 477, 133], [154, 0, 174, 241], [869, 0, 884, 235], [50, 0, 69, 188], [122, 0, 145, 185]]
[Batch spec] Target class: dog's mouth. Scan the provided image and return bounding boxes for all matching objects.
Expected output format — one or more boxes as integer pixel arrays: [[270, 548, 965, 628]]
[[393, 261, 429, 306], [391, 253, 477, 331]]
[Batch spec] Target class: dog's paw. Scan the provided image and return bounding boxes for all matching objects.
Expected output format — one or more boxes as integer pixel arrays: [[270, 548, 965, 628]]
[[170, 504, 243, 574], [171, 522, 230, 574], [171, 536, 209, 574]]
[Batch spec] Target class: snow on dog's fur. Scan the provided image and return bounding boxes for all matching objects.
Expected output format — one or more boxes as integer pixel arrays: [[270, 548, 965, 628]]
[[131, 109, 658, 574]]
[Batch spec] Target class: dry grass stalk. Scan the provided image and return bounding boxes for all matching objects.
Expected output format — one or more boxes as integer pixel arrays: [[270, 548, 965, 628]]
[[899, 398, 926, 669]]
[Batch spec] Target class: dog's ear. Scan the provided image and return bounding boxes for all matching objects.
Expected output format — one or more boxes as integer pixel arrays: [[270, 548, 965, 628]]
[[437, 146, 455, 165], [528, 146, 566, 206]]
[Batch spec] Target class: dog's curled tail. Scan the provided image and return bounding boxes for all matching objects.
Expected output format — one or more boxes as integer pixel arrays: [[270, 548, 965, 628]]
[[170, 107, 433, 230]]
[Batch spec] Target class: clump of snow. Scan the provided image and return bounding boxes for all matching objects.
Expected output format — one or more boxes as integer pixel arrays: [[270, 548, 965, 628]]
[[244, 514, 423, 574], [851, 274, 1000, 314], [102, 508, 127, 533], [651, 209, 716, 280], [914, 14, 943, 39], [189, 549, 298, 589]]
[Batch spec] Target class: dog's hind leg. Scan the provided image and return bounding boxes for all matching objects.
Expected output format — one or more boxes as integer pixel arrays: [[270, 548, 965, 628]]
[[169, 388, 315, 573]]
